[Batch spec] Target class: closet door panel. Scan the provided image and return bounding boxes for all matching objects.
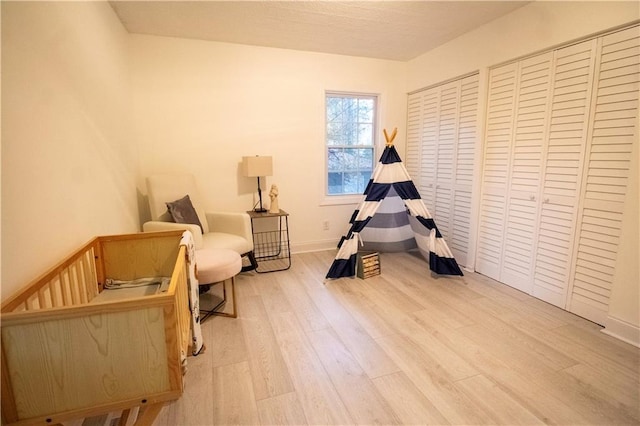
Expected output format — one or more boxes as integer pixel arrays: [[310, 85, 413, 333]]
[[571, 204, 623, 323], [533, 199, 580, 305], [405, 92, 423, 184], [407, 74, 479, 270], [533, 39, 597, 307], [482, 64, 517, 188], [500, 53, 552, 291], [434, 186, 452, 240], [451, 75, 479, 267], [433, 82, 460, 242], [456, 76, 479, 189], [420, 88, 439, 213], [569, 26, 639, 324], [476, 63, 517, 280], [436, 83, 459, 185], [452, 190, 472, 266], [476, 187, 508, 279], [500, 193, 539, 292]]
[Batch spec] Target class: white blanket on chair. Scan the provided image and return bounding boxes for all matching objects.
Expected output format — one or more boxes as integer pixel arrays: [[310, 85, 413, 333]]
[[181, 231, 205, 356]]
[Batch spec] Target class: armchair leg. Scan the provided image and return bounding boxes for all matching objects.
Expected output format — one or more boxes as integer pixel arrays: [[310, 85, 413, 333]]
[[199, 277, 237, 321], [241, 251, 259, 272]]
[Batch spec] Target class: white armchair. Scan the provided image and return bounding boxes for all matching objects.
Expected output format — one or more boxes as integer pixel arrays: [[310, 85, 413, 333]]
[[143, 174, 257, 270]]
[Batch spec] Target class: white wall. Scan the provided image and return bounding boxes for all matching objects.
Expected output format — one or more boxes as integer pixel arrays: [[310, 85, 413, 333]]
[[407, 1, 639, 337], [131, 35, 407, 253], [1, 2, 137, 300], [407, 1, 639, 91]]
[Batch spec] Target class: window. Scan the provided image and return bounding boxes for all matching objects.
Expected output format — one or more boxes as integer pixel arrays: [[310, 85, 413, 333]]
[[325, 93, 377, 196]]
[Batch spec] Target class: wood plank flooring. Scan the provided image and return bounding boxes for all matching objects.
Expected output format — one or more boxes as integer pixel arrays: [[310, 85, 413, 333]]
[[155, 250, 640, 425]]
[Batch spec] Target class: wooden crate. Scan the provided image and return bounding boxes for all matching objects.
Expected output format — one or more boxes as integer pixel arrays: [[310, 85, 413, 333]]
[[357, 251, 381, 279]]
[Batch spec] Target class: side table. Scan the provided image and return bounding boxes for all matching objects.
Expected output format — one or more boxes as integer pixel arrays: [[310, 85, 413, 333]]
[[247, 209, 291, 273]]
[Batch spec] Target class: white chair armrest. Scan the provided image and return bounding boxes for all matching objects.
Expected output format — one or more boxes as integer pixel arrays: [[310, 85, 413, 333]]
[[142, 221, 204, 249], [205, 212, 253, 243]]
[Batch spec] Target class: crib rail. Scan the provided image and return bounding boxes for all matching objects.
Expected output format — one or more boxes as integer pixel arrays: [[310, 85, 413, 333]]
[[1, 238, 103, 314], [171, 251, 193, 358]]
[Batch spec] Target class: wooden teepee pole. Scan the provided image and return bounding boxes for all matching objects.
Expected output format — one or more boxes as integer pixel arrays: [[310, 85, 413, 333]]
[[383, 128, 397, 146]]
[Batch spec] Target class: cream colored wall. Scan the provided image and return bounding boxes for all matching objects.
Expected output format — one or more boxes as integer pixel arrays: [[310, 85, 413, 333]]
[[1, 2, 137, 300], [407, 1, 639, 336], [131, 35, 407, 253], [407, 1, 639, 91]]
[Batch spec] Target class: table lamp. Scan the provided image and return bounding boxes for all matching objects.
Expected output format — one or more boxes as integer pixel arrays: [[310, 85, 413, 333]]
[[243, 155, 273, 212]]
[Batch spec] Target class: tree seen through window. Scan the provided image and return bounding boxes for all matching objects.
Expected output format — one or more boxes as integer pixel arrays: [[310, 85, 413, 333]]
[[326, 94, 376, 195]]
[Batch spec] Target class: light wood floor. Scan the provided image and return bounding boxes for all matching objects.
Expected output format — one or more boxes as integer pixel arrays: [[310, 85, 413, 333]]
[[156, 250, 640, 425]]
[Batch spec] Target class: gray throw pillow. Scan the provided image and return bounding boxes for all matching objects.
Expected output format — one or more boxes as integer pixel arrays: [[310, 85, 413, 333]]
[[166, 195, 204, 233]]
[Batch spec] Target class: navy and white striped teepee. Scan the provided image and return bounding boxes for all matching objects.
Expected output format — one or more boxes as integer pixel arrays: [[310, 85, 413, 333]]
[[326, 129, 463, 279]]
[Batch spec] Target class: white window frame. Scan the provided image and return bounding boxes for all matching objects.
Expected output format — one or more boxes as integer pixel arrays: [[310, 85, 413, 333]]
[[321, 91, 379, 206]]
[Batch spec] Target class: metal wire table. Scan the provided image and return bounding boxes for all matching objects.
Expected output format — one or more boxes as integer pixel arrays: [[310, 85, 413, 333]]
[[247, 209, 291, 273]]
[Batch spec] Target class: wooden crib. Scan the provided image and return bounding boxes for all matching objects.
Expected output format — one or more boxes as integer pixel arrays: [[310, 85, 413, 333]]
[[1, 231, 192, 426]]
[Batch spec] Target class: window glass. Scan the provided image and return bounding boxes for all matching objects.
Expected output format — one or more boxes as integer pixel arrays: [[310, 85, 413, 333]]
[[326, 93, 377, 195]]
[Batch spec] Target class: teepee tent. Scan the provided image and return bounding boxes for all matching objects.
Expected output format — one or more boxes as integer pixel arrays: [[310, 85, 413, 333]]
[[326, 128, 463, 279]]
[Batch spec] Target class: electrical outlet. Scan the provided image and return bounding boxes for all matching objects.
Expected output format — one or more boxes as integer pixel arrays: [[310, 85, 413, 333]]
[[322, 220, 330, 231]]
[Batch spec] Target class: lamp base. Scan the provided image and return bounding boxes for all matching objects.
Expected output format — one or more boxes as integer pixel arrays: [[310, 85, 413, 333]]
[[253, 208, 268, 213]]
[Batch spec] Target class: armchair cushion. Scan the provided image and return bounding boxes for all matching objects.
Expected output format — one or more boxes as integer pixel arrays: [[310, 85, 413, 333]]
[[166, 194, 204, 232], [202, 232, 252, 255], [145, 174, 254, 257]]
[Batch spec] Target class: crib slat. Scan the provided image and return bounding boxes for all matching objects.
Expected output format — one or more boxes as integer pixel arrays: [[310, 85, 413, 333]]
[[37, 288, 46, 309], [38, 287, 54, 310], [59, 275, 71, 307], [69, 265, 79, 304], [26, 294, 38, 311], [66, 270, 80, 306], [71, 263, 87, 305], [50, 279, 61, 308], [61, 272, 73, 307], [82, 250, 98, 302], [76, 258, 88, 303]]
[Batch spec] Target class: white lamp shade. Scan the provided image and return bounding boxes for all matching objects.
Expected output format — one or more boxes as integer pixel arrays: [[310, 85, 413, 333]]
[[243, 156, 273, 177]]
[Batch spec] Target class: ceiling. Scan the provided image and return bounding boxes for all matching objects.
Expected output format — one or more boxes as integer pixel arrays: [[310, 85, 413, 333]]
[[109, 1, 530, 61]]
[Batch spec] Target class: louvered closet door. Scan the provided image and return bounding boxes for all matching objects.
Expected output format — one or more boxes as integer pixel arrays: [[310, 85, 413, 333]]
[[405, 74, 479, 269], [532, 39, 597, 307], [419, 88, 440, 213], [451, 75, 479, 267], [406, 92, 423, 185], [434, 76, 479, 267], [568, 26, 640, 325], [434, 82, 460, 243], [499, 52, 553, 293], [404, 93, 422, 184], [476, 63, 517, 280]]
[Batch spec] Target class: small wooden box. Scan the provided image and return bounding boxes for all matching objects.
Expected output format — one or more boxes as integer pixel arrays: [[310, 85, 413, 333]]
[[357, 251, 381, 279]]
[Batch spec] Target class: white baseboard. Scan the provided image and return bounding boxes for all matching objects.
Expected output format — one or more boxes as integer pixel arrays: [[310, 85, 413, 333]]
[[290, 239, 338, 254], [602, 315, 640, 348]]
